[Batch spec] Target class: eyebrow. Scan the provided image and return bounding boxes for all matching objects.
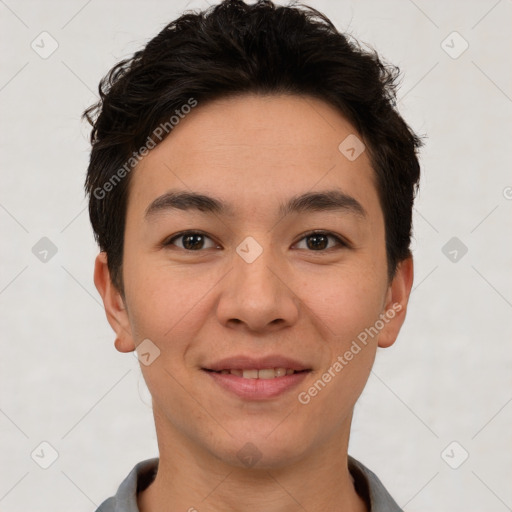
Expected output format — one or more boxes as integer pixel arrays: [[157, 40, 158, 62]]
[[145, 189, 367, 220]]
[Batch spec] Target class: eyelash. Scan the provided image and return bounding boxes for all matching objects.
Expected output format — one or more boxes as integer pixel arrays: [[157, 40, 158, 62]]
[[163, 230, 350, 252]]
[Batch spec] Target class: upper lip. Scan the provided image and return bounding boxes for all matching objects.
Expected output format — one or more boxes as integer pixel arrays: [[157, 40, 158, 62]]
[[203, 355, 311, 372]]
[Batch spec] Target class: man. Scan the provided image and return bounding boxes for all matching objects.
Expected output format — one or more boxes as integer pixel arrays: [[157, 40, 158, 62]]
[[84, 0, 422, 510]]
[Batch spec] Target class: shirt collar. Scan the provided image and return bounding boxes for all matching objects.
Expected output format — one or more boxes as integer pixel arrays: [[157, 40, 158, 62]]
[[99, 456, 403, 512]]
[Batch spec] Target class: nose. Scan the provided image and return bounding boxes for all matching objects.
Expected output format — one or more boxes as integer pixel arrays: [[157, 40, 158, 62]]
[[215, 242, 300, 333]]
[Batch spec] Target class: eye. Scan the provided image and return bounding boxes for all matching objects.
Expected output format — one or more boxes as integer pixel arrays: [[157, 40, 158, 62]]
[[163, 230, 349, 252], [163, 231, 219, 251], [293, 230, 348, 251]]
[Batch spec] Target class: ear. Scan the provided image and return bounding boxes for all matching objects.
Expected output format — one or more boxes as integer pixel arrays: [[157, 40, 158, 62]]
[[378, 257, 414, 348], [94, 252, 135, 353]]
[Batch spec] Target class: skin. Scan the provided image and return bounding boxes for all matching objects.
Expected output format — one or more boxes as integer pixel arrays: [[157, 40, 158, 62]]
[[94, 93, 414, 512]]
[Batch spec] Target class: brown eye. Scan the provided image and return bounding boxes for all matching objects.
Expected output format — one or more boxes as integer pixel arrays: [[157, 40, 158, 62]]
[[294, 231, 347, 251], [165, 231, 218, 251]]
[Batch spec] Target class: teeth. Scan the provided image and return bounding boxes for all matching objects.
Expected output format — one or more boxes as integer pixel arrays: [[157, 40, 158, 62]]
[[257, 369, 275, 379], [217, 368, 298, 379]]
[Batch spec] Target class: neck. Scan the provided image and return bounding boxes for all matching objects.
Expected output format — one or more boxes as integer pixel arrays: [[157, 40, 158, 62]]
[[138, 409, 368, 512]]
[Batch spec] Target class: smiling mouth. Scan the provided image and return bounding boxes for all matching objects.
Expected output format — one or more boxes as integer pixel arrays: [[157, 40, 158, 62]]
[[203, 368, 310, 379]]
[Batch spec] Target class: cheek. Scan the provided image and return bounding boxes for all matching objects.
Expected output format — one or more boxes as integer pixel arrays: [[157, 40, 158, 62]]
[[304, 263, 387, 343], [295, 270, 386, 431], [122, 258, 226, 369], [122, 263, 214, 425]]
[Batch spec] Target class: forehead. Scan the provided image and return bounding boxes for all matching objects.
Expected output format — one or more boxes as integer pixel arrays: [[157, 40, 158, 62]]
[[127, 94, 382, 222]]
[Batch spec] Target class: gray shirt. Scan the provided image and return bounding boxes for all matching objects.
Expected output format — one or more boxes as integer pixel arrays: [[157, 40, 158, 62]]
[[96, 456, 403, 512]]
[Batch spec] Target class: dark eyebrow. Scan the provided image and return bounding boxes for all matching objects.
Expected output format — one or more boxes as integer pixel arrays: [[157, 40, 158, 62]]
[[279, 189, 366, 218], [145, 189, 366, 220]]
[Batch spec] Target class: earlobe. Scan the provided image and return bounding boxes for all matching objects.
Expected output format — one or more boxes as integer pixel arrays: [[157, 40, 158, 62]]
[[94, 252, 135, 353], [378, 257, 414, 348]]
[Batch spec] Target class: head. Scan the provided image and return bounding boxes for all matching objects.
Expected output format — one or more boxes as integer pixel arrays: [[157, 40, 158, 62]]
[[86, 0, 421, 469]]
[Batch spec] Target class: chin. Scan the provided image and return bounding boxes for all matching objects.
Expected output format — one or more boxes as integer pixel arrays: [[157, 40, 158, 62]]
[[209, 430, 311, 471]]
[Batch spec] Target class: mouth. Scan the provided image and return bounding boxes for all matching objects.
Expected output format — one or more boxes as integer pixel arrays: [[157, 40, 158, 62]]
[[201, 367, 312, 400], [201, 355, 312, 399], [203, 368, 311, 379]]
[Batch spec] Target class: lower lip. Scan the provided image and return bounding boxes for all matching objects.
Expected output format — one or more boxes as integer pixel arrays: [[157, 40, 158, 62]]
[[203, 370, 310, 400]]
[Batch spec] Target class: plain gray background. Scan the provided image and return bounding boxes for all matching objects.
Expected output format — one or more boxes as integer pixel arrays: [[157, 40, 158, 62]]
[[0, 0, 511, 510]]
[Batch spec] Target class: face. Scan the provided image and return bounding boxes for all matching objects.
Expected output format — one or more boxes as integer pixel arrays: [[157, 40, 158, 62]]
[[95, 93, 413, 469]]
